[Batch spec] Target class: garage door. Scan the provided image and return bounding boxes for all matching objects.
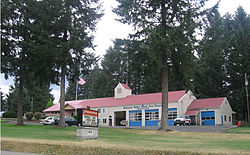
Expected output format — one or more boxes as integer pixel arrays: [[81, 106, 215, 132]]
[[129, 110, 142, 126], [145, 109, 159, 126], [201, 111, 215, 126], [168, 108, 177, 126]]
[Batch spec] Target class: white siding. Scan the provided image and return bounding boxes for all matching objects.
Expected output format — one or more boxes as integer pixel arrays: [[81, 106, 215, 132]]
[[177, 90, 196, 116], [220, 98, 233, 125], [91, 102, 178, 127], [114, 83, 132, 98]]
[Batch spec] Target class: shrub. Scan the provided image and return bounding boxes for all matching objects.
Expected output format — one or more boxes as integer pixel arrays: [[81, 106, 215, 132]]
[[34, 112, 41, 120], [72, 115, 77, 120], [26, 112, 34, 121], [3, 111, 17, 118]]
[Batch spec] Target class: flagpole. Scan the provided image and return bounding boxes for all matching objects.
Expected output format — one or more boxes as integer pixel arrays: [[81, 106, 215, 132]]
[[76, 82, 78, 100]]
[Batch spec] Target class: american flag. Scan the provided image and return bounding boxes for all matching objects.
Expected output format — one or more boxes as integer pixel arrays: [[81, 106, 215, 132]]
[[77, 78, 86, 85]]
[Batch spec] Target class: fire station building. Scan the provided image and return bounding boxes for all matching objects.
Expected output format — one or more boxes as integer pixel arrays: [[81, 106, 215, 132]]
[[44, 83, 233, 126]]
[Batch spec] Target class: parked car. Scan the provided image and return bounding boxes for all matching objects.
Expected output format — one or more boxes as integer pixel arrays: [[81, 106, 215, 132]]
[[54, 117, 77, 126], [40, 116, 59, 125], [174, 115, 191, 126]]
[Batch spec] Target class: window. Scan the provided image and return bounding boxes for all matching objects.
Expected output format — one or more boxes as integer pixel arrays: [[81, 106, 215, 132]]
[[97, 109, 101, 113], [202, 117, 215, 120], [129, 111, 142, 121], [145, 111, 159, 121], [224, 115, 226, 122], [103, 118, 107, 123], [229, 116, 231, 122], [117, 88, 122, 94], [103, 109, 106, 113], [168, 111, 177, 120]]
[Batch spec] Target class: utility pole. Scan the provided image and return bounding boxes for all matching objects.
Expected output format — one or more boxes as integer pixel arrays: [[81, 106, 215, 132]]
[[245, 73, 250, 126]]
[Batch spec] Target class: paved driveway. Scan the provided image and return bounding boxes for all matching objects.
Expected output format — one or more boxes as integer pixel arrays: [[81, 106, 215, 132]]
[[104, 125, 238, 133], [2, 119, 237, 132]]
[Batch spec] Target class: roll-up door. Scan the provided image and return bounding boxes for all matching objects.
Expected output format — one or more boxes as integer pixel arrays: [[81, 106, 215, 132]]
[[168, 108, 177, 126], [201, 111, 215, 126], [129, 110, 142, 126], [145, 109, 159, 126]]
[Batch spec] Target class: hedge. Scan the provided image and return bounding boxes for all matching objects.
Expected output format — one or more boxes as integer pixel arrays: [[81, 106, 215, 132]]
[[3, 111, 17, 118]]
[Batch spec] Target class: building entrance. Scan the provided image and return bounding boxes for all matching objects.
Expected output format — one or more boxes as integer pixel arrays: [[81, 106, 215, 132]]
[[114, 111, 126, 126]]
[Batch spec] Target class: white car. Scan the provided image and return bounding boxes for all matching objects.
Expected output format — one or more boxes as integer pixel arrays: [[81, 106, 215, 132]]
[[174, 115, 191, 126], [40, 116, 59, 125]]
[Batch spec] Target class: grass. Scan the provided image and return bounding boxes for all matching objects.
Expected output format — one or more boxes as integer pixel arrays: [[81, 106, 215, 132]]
[[227, 127, 250, 134], [1, 124, 250, 154], [1, 123, 75, 140]]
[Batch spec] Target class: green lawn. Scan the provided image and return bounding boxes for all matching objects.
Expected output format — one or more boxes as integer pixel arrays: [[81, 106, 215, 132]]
[[227, 127, 250, 134], [1, 123, 250, 154]]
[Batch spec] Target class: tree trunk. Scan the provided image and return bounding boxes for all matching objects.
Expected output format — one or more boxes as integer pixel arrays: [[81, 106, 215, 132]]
[[17, 74, 24, 126], [160, 65, 169, 131], [159, 0, 169, 132], [59, 65, 66, 127]]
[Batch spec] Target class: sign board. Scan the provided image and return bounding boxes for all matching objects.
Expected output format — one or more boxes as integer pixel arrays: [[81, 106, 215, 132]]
[[77, 108, 98, 127], [82, 109, 98, 127]]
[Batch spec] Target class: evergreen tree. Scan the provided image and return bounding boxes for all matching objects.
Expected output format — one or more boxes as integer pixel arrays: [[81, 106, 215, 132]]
[[5, 81, 31, 113], [114, 0, 206, 131], [24, 79, 54, 112], [1, 0, 41, 125], [225, 7, 250, 121], [46, 99, 53, 109], [4, 78, 54, 113], [101, 39, 129, 93], [194, 3, 228, 98], [1, 91, 7, 111], [44, 0, 103, 127]]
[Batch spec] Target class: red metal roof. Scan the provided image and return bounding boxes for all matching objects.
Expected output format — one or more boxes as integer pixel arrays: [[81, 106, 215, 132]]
[[120, 83, 132, 90], [44, 90, 186, 112], [187, 97, 225, 110], [185, 109, 199, 115], [44, 100, 84, 112]]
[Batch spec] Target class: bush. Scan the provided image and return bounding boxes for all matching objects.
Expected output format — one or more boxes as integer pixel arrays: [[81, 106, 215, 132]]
[[34, 112, 41, 120], [3, 111, 17, 118], [26, 112, 33, 121], [72, 115, 77, 120]]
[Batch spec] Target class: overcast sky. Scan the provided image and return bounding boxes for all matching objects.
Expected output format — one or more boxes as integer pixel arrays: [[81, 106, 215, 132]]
[[1, 0, 250, 103]]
